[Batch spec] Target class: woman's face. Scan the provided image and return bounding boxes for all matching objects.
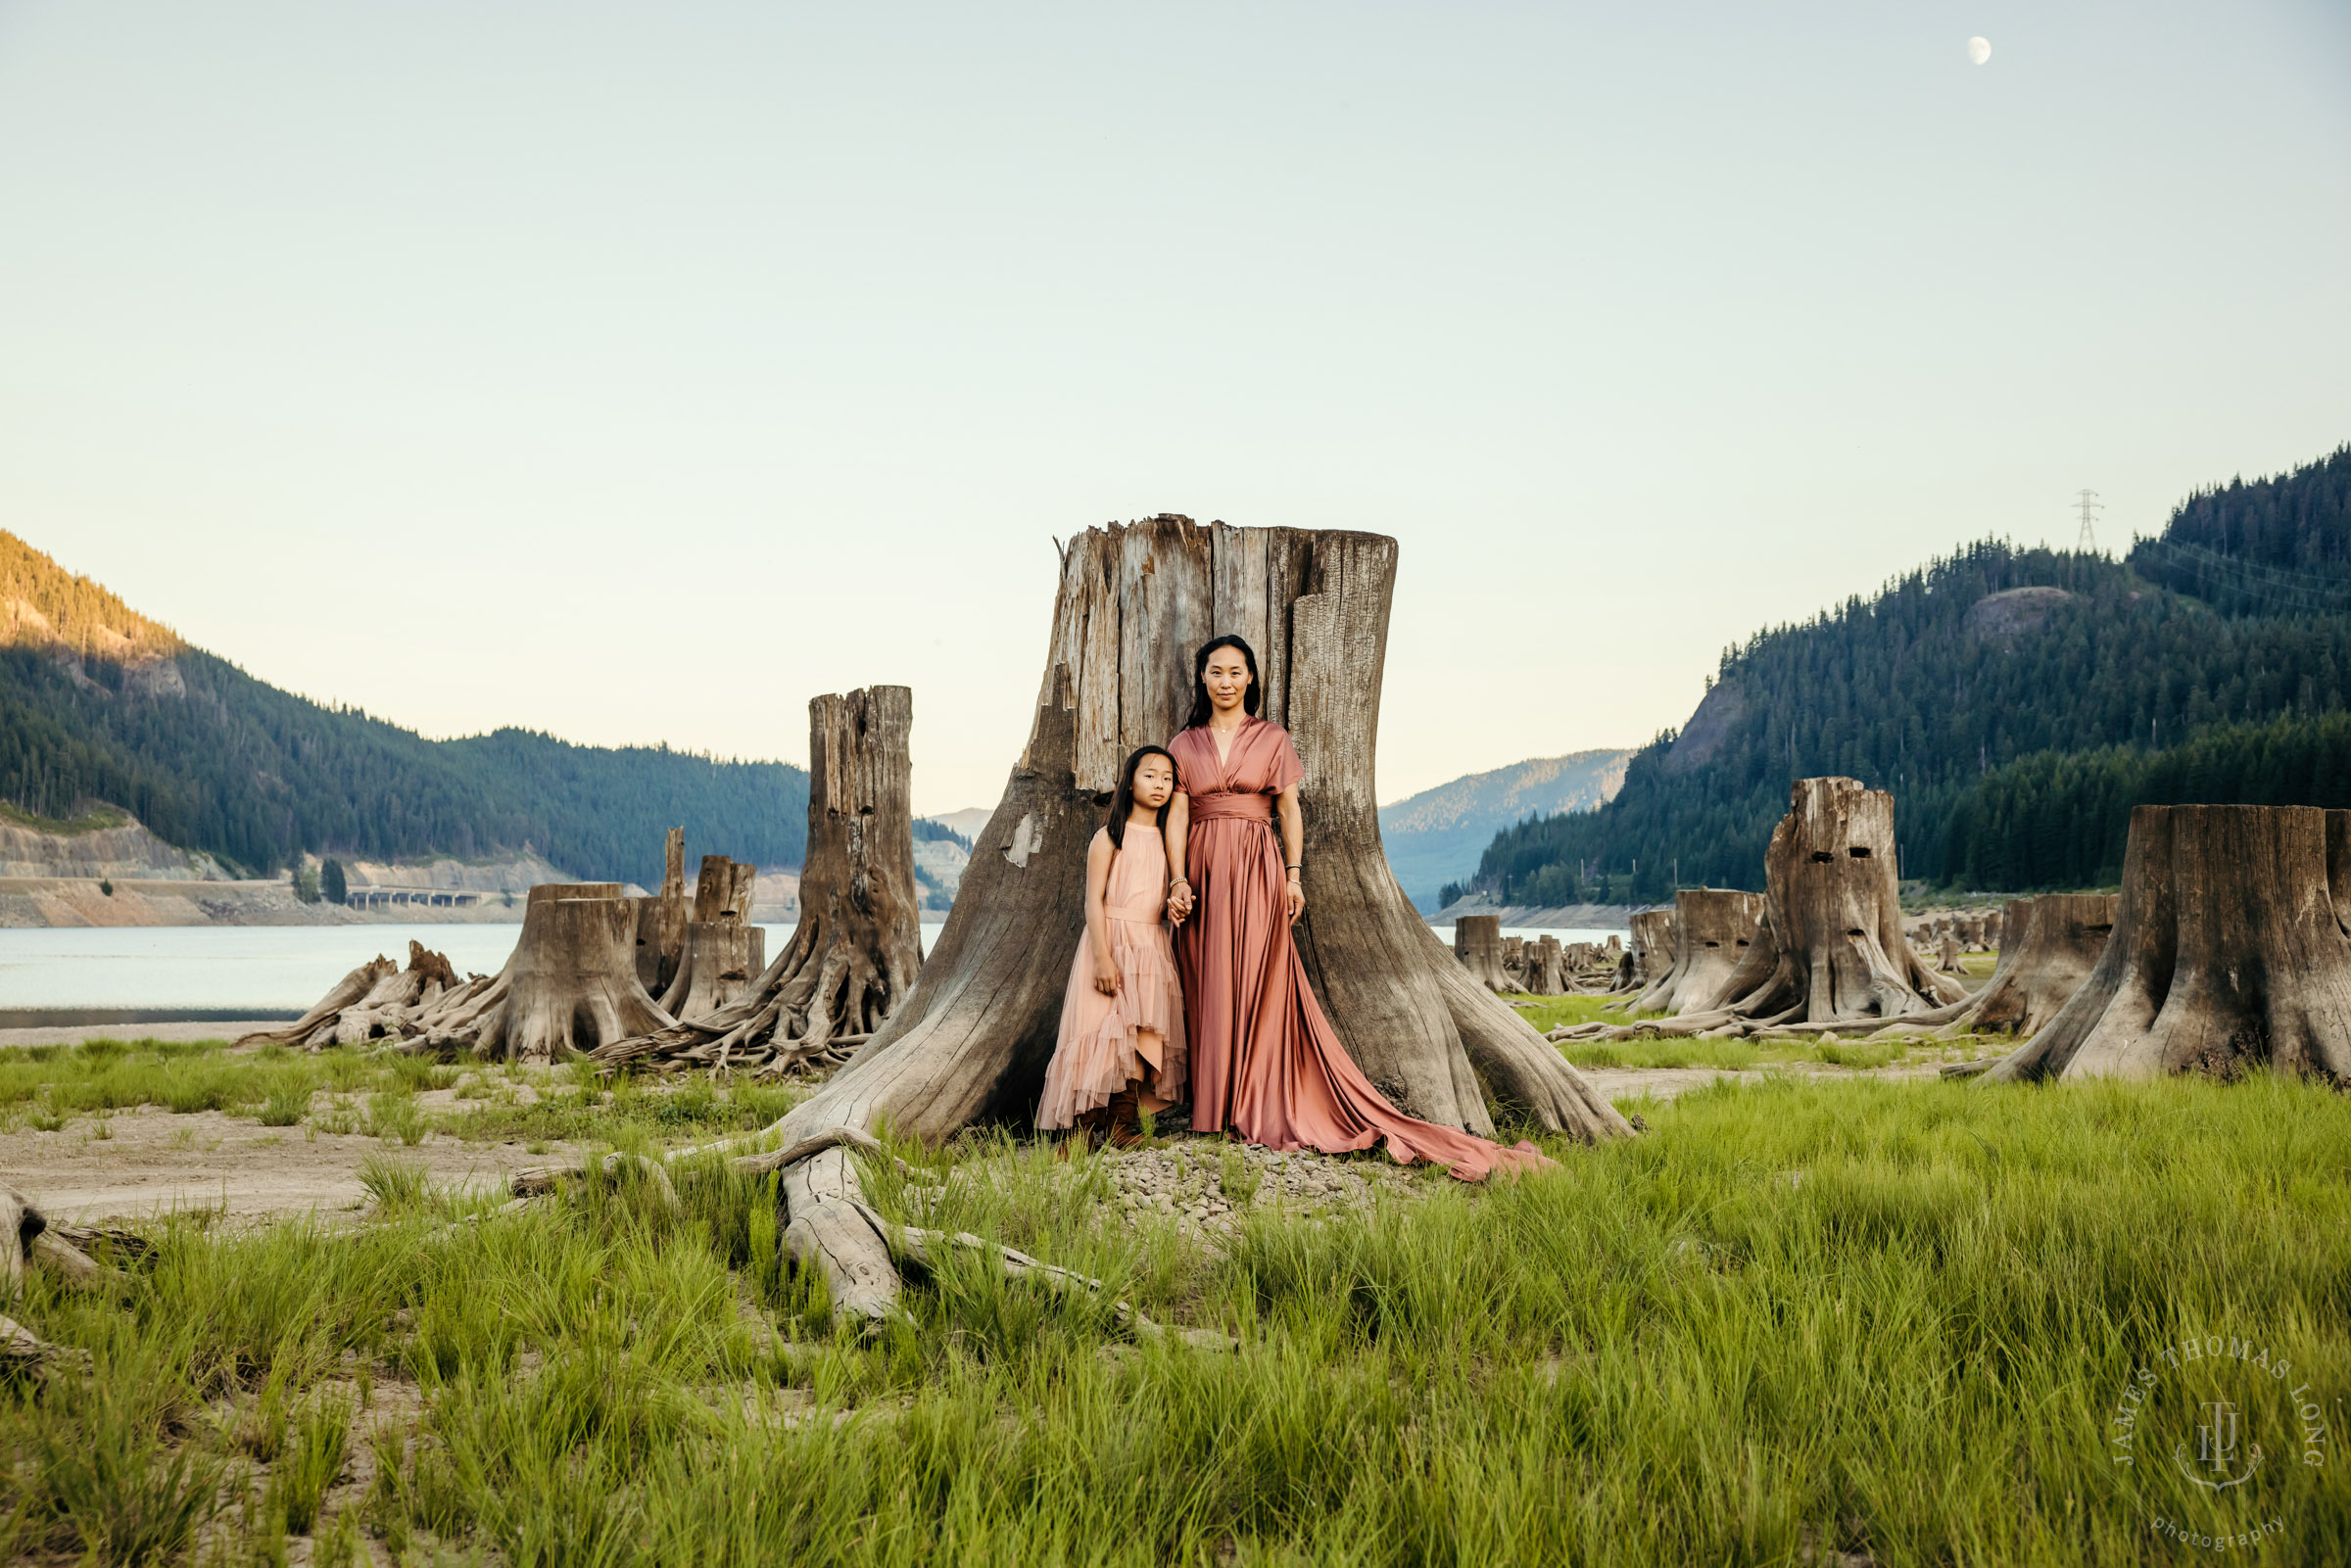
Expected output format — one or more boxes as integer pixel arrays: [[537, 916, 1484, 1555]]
[[1203, 648, 1252, 715], [1131, 754, 1175, 810]]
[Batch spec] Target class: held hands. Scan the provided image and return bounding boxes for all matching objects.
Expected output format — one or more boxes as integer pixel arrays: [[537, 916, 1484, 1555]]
[[1167, 878, 1193, 925]]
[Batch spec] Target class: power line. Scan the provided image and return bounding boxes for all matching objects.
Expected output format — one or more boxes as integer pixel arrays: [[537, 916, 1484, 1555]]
[[2074, 489, 2103, 554]]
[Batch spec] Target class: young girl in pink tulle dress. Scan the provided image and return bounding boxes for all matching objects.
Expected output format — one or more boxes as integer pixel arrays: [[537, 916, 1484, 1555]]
[[1036, 745, 1188, 1149]]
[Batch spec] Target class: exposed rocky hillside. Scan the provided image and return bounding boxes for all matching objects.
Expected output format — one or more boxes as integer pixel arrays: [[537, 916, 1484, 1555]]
[[1379, 750, 1630, 911]]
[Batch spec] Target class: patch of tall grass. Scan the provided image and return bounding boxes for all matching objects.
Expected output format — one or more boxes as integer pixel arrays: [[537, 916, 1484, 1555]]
[[7, 1074, 2349, 1562]]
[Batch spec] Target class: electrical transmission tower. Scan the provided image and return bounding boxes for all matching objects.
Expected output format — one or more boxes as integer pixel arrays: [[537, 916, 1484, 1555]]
[[2075, 489, 2103, 554]]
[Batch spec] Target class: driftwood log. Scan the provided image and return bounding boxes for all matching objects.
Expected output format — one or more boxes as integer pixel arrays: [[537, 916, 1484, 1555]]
[[1456, 914, 1514, 993], [600, 687, 926, 1078], [1708, 778, 1966, 1024], [658, 857, 764, 1022], [721, 518, 1627, 1325], [237, 941, 465, 1050], [1631, 888, 1763, 1014], [2, 1186, 106, 1372], [633, 828, 689, 994], [1987, 806, 2351, 1083]]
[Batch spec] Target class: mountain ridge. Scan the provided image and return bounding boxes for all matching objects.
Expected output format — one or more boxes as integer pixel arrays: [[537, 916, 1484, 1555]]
[[0, 529, 810, 887], [1377, 749, 1630, 910], [1455, 443, 2351, 902]]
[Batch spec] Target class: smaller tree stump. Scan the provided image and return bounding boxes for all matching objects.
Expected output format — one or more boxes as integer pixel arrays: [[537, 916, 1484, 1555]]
[[1455, 914, 1514, 993], [1626, 908, 1677, 992], [635, 827, 689, 993], [1634, 887, 1764, 1015]]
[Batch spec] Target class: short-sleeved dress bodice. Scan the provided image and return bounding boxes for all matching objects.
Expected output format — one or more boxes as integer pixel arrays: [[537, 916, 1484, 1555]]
[[1169, 717, 1543, 1181]]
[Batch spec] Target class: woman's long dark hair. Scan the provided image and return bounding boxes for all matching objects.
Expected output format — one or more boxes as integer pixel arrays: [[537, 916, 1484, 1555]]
[[1184, 634, 1262, 730], [1106, 744, 1179, 850]]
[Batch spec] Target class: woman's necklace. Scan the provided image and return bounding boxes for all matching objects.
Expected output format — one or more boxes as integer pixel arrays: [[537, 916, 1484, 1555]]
[[1208, 712, 1244, 767]]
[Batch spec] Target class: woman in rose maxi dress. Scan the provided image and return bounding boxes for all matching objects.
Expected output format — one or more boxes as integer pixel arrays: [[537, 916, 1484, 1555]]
[[1166, 636, 1545, 1183]]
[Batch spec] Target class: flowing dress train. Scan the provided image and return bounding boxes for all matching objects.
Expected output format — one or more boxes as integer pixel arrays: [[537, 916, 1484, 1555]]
[[1169, 718, 1546, 1182]]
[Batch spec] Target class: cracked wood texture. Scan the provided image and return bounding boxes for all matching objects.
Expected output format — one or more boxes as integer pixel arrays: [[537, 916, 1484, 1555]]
[[774, 516, 1630, 1154], [1987, 805, 2351, 1083], [1710, 778, 1967, 1024]]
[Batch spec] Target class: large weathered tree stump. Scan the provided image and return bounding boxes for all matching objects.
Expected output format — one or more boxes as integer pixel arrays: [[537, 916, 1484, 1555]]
[[599, 687, 926, 1077], [634, 828, 689, 994], [1456, 914, 1514, 994], [1709, 778, 1966, 1024], [732, 519, 1628, 1325], [1986, 806, 2351, 1082], [1632, 888, 1764, 1015]]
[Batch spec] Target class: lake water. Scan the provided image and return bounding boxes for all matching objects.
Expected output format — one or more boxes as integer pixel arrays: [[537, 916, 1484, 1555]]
[[0, 921, 1622, 1016], [0, 924, 950, 1015]]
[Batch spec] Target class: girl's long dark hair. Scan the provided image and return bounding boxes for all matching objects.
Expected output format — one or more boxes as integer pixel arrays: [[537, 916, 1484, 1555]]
[[1184, 634, 1262, 730], [1106, 744, 1178, 850]]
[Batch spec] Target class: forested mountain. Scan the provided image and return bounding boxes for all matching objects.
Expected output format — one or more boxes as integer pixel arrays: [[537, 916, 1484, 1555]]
[[0, 530, 807, 885], [1377, 750, 1629, 910], [1449, 445, 2351, 902]]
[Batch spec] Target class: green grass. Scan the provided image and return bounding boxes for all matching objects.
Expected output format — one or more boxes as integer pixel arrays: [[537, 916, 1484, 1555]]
[[4, 1073, 2347, 1563], [0, 1036, 804, 1145], [1502, 995, 1985, 1071]]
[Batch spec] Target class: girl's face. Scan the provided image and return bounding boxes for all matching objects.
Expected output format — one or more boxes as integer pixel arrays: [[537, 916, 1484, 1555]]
[[1130, 754, 1176, 811], [1203, 649, 1252, 715]]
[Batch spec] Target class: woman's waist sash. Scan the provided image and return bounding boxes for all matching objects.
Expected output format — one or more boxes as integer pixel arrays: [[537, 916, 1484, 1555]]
[[1187, 793, 1273, 825], [1105, 898, 1167, 922]]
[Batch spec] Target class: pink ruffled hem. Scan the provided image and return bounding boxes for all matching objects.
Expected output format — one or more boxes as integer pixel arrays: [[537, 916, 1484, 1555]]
[[1036, 917, 1189, 1129]]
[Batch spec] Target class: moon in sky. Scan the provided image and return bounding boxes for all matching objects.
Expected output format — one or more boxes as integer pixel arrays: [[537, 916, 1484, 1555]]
[[1968, 36, 1992, 66]]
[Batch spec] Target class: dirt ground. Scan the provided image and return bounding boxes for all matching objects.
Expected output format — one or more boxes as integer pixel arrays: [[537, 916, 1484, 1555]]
[[1576, 1057, 1953, 1107], [0, 1087, 580, 1226], [0, 1055, 1962, 1227]]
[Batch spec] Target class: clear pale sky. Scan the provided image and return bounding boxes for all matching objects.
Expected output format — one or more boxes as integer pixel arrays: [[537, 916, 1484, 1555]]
[[3, 2, 2346, 816]]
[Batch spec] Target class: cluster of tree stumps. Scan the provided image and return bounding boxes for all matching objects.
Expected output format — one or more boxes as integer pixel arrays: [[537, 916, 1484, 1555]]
[[1520, 781, 2351, 1091], [598, 686, 926, 1077]]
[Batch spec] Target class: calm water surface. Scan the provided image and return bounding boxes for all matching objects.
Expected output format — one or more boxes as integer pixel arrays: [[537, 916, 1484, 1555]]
[[0, 924, 952, 1012], [0, 922, 1617, 1012]]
